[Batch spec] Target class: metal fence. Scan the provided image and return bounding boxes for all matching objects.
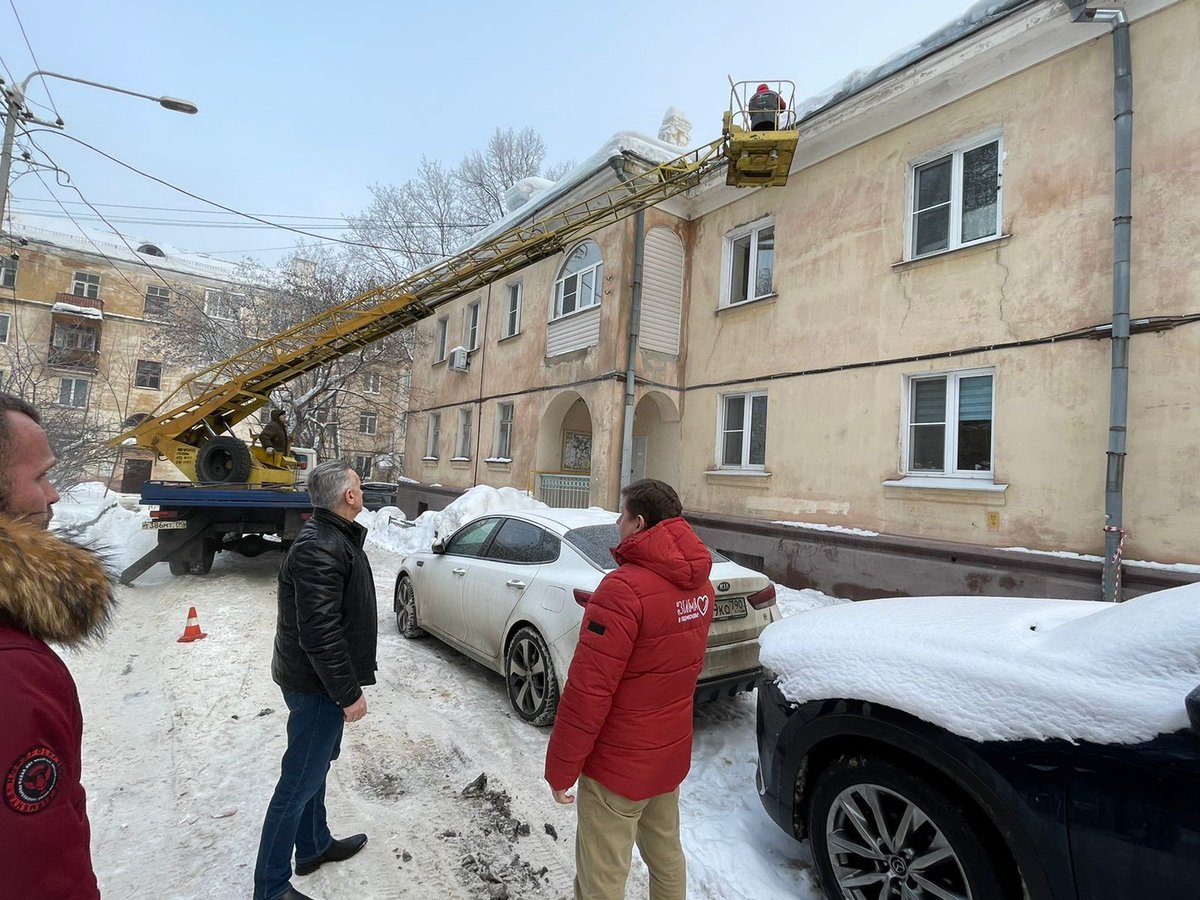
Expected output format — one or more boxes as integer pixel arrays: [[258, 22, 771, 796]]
[[536, 473, 591, 509]]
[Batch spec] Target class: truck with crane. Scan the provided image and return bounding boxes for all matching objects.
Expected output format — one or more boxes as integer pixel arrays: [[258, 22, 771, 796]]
[[113, 83, 800, 584]]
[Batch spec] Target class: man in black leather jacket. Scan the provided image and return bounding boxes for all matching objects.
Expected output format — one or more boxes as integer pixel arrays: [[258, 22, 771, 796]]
[[253, 459, 377, 900]]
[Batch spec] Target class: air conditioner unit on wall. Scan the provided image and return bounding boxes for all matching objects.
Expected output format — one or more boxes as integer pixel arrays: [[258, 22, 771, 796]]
[[447, 346, 470, 372]]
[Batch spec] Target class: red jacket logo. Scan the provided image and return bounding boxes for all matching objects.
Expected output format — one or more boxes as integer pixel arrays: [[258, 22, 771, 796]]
[[5, 747, 61, 814], [676, 593, 710, 623]]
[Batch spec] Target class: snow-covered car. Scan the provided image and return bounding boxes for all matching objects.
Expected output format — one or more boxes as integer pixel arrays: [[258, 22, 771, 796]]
[[392, 508, 780, 725], [754, 585, 1200, 900]]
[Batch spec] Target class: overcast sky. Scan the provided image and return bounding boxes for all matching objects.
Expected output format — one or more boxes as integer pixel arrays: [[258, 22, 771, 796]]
[[5, 0, 974, 264]]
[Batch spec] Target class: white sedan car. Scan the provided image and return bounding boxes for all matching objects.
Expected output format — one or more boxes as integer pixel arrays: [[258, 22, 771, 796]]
[[393, 508, 781, 725]]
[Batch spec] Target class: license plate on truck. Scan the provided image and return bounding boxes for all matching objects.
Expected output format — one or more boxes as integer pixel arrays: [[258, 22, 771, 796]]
[[714, 596, 748, 621], [142, 520, 188, 530]]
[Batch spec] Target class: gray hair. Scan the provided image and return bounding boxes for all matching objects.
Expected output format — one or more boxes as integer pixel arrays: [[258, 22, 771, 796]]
[[307, 459, 356, 510]]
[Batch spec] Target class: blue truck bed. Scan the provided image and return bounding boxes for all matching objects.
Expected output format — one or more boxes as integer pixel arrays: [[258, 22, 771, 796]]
[[141, 480, 311, 508]]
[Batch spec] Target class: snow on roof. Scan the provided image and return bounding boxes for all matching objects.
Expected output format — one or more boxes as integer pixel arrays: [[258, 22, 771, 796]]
[[760, 584, 1200, 745], [51, 300, 103, 320], [7, 211, 242, 282], [793, 0, 1035, 125]]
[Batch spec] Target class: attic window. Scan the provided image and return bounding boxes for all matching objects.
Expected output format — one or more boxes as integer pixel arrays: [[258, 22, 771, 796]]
[[137, 244, 166, 258]]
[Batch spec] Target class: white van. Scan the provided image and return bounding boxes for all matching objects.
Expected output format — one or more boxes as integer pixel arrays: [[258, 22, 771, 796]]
[[291, 447, 319, 485]]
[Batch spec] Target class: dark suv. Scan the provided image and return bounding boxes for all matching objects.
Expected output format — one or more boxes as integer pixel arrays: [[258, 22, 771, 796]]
[[359, 481, 399, 511]]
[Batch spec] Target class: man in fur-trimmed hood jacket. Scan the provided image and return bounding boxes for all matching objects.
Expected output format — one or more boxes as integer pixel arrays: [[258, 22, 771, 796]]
[[0, 514, 113, 899]]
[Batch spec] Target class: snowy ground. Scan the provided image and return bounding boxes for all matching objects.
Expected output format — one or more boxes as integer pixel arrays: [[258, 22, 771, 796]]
[[55, 486, 838, 899]]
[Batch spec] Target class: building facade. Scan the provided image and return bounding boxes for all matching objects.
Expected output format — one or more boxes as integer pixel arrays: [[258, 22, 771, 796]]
[[407, 0, 1199, 569]]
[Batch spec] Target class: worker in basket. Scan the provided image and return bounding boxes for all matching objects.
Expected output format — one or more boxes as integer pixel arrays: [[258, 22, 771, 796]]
[[748, 83, 786, 132], [259, 408, 290, 458]]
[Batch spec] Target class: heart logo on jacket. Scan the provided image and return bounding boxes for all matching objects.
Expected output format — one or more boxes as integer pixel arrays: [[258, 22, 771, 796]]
[[698, 595, 709, 617]]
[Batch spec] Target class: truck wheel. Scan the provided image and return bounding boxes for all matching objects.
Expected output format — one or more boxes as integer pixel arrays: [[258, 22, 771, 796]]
[[196, 436, 252, 483], [168, 556, 190, 576], [190, 538, 217, 575]]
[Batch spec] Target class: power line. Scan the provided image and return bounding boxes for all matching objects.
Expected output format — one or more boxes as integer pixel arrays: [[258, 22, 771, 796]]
[[0, 51, 17, 86], [10, 196, 356, 221], [29, 128, 485, 255], [7, 0, 61, 122]]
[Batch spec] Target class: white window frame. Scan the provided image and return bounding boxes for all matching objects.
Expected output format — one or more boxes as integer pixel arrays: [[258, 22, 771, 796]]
[[900, 366, 996, 480], [52, 322, 98, 352], [720, 217, 775, 308], [144, 284, 171, 316], [1, 257, 16, 289], [364, 372, 382, 394], [503, 282, 522, 338], [359, 411, 378, 435], [59, 377, 90, 408], [71, 271, 100, 299], [553, 241, 604, 320], [494, 401, 513, 459], [434, 317, 448, 362], [135, 359, 162, 390], [203, 288, 240, 321], [717, 390, 768, 470], [464, 299, 481, 351], [352, 454, 373, 478], [0, 312, 9, 344], [906, 131, 1003, 260], [425, 411, 440, 459], [457, 408, 473, 459]]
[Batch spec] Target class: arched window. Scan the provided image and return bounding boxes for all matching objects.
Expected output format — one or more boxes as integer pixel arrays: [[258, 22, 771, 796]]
[[137, 243, 166, 258], [123, 413, 151, 427], [553, 241, 603, 319]]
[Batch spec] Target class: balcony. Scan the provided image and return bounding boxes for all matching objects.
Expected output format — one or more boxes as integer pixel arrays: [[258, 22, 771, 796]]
[[47, 347, 100, 372], [54, 292, 104, 314]]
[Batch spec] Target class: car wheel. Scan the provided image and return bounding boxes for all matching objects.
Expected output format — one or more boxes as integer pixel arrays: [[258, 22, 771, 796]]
[[808, 754, 1008, 900], [394, 575, 423, 638], [505, 626, 560, 727]]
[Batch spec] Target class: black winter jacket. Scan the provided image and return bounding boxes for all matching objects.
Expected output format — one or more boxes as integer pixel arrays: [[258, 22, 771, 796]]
[[272, 508, 378, 706]]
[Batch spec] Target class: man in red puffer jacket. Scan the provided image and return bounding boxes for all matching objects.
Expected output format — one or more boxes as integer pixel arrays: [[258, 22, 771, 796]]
[[545, 478, 714, 900]]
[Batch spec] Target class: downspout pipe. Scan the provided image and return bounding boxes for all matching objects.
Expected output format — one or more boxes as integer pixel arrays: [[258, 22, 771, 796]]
[[1072, 5, 1132, 601], [608, 157, 645, 491]]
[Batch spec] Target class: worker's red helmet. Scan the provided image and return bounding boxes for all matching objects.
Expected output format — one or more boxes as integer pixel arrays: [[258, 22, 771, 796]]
[[757, 83, 770, 92]]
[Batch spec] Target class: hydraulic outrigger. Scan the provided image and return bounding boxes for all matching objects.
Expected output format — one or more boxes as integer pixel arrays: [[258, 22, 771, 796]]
[[112, 83, 800, 484]]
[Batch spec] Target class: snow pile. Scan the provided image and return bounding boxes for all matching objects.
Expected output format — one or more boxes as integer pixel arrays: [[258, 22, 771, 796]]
[[761, 583, 1200, 745], [774, 584, 848, 618], [1002, 545, 1200, 575], [52, 483, 156, 570], [772, 520, 880, 537], [358, 484, 548, 558]]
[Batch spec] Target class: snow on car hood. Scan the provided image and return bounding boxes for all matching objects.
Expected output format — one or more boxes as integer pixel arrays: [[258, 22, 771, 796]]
[[760, 582, 1200, 745]]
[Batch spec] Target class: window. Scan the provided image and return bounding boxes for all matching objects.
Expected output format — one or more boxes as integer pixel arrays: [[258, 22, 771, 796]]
[[0, 312, 9, 344], [457, 408, 472, 458], [135, 359, 162, 390], [904, 368, 994, 476], [204, 288, 238, 320], [364, 372, 382, 394], [722, 218, 774, 307], [434, 317, 448, 362], [1, 257, 16, 289], [71, 272, 100, 299], [486, 518, 560, 564], [445, 517, 501, 557], [59, 377, 89, 408], [553, 241, 603, 319], [52, 323, 98, 351], [503, 283, 522, 337], [494, 402, 513, 459], [465, 299, 481, 350], [359, 411, 378, 435], [719, 391, 767, 468], [426, 412, 440, 458], [910, 136, 1001, 258], [144, 285, 170, 317], [352, 454, 373, 478]]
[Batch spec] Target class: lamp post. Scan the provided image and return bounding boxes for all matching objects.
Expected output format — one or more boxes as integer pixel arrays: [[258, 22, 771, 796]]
[[0, 70, 198, 226]]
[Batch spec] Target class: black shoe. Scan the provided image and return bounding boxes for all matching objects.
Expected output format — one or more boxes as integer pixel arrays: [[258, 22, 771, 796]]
[[278, 888, 315, 900], [295, 833, 368, 876]]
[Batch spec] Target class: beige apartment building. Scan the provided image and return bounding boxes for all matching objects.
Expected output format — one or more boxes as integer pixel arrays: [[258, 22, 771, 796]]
[[0, 215, 406, 488], [408, 0, 1198, 574]]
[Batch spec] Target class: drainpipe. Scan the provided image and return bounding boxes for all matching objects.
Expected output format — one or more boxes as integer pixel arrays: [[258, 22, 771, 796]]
[[1072, 5, 1132, 602], [608, 157, 646, 491]]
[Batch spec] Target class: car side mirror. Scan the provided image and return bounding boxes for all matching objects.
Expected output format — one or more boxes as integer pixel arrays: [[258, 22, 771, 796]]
[[431, 537, 446, 554], [1187, 686, 1200, 735]]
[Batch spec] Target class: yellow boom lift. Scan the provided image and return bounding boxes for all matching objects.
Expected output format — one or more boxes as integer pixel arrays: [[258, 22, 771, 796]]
[[112, 84, 799, 484]]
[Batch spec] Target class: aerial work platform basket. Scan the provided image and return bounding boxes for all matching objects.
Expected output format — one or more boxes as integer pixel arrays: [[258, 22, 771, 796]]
[[724, 79, 799, 187]]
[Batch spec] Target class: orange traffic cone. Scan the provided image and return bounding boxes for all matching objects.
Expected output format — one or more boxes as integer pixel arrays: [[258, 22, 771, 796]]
[[177, 607, 208, 643]]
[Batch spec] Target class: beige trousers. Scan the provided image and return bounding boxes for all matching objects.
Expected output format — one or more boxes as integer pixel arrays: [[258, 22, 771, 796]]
[[573, 775, 686, 900]]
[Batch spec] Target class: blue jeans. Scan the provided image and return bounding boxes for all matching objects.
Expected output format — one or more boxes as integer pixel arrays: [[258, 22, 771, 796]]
[[253, 689, 345, 900]]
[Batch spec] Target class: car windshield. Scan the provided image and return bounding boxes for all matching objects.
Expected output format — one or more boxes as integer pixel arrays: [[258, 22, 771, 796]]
[[565, 523, 731, 571]]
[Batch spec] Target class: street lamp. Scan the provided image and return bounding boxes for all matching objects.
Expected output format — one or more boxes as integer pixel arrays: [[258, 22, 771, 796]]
[[0, 69, 198, 226]]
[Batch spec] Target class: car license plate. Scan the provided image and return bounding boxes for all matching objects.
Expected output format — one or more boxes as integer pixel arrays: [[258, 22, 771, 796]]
[[714, 596, 747, 621], [142, 520, 188, 530]]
